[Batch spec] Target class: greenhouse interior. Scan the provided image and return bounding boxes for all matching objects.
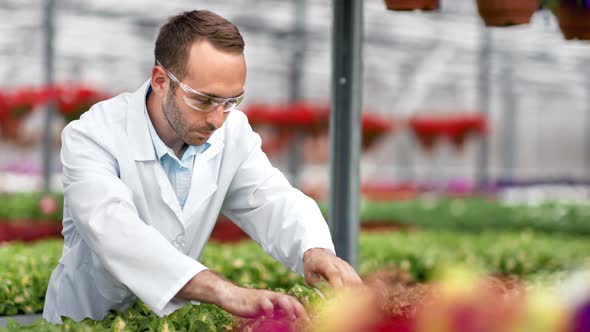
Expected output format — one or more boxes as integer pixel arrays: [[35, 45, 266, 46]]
[[1, 0, 590, 331]]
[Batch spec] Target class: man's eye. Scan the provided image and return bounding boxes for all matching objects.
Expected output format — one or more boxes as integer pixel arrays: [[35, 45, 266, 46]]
[[193, 97, 213, 105]]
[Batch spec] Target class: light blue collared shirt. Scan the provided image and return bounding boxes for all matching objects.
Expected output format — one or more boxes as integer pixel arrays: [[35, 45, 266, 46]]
[[144, 87, 209, 209]]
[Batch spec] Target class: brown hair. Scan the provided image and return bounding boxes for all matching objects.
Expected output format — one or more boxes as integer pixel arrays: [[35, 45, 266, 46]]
[[154, 10, 244, 81]]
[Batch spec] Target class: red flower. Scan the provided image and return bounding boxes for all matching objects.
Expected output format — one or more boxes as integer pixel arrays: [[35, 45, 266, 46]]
[[56, 84, 108, 122], [409, 112, 488, 151], [5, 87, 38, 119], [244, 102, 394, 154], [0, 92, 8, 121]]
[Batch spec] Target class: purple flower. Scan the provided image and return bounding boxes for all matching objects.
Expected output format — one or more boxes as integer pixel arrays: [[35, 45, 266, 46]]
[[573, 301, 590, 332]]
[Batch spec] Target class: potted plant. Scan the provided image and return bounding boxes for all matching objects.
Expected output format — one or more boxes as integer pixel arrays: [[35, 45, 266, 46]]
[[56, 84, 108, 123], [409, 112, 487, 152], [384, 0, 440, 11], [476, 0, 540, 26], [0, 87, 37, 140], [244, 102, 394, 155], [543, 0, 590, 40]]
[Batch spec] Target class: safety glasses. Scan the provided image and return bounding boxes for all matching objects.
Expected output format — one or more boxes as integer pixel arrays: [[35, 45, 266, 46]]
[[157, 60, 244, 113]]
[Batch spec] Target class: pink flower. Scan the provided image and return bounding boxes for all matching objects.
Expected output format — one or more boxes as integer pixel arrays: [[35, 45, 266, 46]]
[[39, 195, 58, 215]]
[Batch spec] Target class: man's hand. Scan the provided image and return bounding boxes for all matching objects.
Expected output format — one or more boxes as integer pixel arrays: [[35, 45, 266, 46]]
[[218, 286, 307, 320], [303, 248, 363, 289], [178, 270, 308, 320]]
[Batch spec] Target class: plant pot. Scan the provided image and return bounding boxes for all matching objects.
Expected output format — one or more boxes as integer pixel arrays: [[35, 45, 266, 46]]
[[556, 4, 590, 40], [384, 0, 439, 11], [0, 116, 23, 140], [476, 0, 539, 26]]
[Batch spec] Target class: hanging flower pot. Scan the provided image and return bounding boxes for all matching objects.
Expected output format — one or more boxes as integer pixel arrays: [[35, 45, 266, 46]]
[[555, 3, 590, 40], [0, 116, 24, 140], [57, 84, 107, 123], [449, 133, 467, 150], [0, 92, 10, 139], [476, 0, 540, 26], [410, 112, 488, 153], [362, 114, 395, 150], [416, 132, 438, 152], [1, 87, 37, 140], [244, 103, 394, 156], [384, 0, 440, 11], [409, 116, 440, 153], [443, 113, 488, 151]]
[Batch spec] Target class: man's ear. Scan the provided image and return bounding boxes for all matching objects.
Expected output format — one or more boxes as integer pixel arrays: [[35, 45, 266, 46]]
[[150, 66, 168, 97]]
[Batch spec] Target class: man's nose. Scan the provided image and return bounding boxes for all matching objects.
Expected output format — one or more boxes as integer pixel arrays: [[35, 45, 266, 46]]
[[207, 104, 226, 129]]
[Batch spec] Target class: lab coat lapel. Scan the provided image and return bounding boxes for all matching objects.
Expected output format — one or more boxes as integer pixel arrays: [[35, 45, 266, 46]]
[[127, 80, 157, 162], [181, 130, 224, 222], [126, 81, 183, 219], [123, 80, 157, 223], [153, 162, 183, 219]]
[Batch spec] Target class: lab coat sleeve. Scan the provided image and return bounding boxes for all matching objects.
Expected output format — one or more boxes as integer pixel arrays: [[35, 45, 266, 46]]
[[61, 121, 206, 317], [221, 113, 335, 276]]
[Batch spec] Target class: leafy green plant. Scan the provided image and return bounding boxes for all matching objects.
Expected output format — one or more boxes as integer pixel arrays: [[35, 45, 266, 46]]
[[0, 193, 63, 222], [2, 230, 590, 319], [319, 197, 590, 235], [3, 193, 590, 236]]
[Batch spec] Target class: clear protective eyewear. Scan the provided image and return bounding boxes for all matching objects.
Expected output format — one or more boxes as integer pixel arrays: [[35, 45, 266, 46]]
[[156, 60, 244, 113]]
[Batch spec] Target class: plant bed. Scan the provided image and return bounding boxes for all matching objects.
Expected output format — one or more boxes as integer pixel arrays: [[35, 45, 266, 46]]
[[3, 230, 590, 318], [0, 314, 43, 328], [209, 217, 249, 243], [1, 267, 583, 332], [211, 217, 417, 244], [0, 222, 62, 243], [359, 220, 417, 233]]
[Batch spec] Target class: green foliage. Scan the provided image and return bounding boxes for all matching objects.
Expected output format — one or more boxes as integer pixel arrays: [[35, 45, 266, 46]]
[[0, 193, 63, 221], [201, 242, 304, 289], [2, 230, 590, 320], [319, 197, 590, 235], [357, 230, 590, 281], [4, 193, 590, 235], [0, 288, 320, 332], [0, 240, 63, 316]]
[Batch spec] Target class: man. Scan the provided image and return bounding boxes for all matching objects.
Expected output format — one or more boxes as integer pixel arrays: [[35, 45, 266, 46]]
[[43, 10, 361, 324]]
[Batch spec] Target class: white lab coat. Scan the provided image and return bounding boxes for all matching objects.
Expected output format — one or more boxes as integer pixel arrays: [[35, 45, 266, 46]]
[[42, 80, 335, 324]]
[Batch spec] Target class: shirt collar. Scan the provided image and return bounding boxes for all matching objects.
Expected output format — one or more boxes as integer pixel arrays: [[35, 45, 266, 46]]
[[144, 86, 209, 163]]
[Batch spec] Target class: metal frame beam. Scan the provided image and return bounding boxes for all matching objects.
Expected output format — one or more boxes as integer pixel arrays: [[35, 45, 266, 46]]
[[329, 0, 364, 268]]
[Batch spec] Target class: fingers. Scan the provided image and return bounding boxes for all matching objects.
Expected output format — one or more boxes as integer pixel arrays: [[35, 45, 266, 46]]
[[339, 261, 363, 286], [258, 291, 308, 321], [324, 264, 345, 289], [306, 253, 363, 289], [259, 296, 274, 318], [226, 287, 309, 321], [274, 294, 295, 319], [304, 271, 323, 287], [288, 295, 309, 321], [331, 260, 363, 288]]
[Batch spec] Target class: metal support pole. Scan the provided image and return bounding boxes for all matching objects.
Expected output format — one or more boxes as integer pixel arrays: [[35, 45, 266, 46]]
[[329, 0, 363, 268], [586, 61, 590, 177], [476, 27, 491, 188], [42, 0, 56, 192], [287, 0, 307, 187], [501, 49, 517, 180]]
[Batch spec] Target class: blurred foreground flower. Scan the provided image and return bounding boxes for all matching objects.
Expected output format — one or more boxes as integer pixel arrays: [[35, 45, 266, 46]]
[[562, 266, 590, 332], [414, 267, 528, 332], [237, 266, 590, 332]]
